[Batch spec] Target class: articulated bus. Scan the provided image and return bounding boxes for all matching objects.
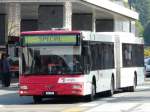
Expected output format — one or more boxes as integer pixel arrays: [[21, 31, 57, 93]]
[[19, 30, 144, 103]]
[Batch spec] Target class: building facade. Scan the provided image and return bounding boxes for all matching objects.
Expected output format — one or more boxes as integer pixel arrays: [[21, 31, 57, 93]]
[[0, 0, 138, 55]]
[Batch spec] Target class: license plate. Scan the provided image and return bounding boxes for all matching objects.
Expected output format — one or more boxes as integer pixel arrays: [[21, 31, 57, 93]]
[[45, 92, 54, 95]]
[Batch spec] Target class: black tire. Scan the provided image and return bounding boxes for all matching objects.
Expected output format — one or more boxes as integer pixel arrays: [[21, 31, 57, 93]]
[[85, 83, 96, 102], [125, 76, 137, 92], [33, 96, 42, 104], [130, 76, 137, 92], [110, 77, 115, 95]]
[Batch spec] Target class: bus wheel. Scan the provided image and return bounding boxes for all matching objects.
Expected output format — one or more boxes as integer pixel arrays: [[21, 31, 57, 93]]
[[91, 83, 96, 101], [85, 83, 96, 102], [125, 75, 137, 92], [129, 75, 137, 92], [33, 96, 42, 104], [110, 77, 115, 95], [107, 77, 114, 96]]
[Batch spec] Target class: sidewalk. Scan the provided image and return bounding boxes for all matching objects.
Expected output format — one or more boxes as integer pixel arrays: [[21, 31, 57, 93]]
[[0, 78, 19, 88]]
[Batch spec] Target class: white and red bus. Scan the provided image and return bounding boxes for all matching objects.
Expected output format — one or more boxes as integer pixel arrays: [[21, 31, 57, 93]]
[[19, 30, 144, 103]]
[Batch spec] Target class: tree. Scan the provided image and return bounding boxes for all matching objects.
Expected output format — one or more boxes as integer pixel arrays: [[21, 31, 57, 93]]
[[143, 22, 150, 44], [129, 0, 150, 43], [135, 20, 144, 37], [129, 0, 150, 28]]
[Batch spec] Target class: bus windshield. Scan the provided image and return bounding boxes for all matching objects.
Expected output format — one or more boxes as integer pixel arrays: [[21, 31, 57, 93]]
[[22, 47, 83, 75]]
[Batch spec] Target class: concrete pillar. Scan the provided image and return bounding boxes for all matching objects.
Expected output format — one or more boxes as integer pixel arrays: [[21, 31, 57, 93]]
[[63, 0, 72, 30], [7, 3, 21, 37], [114, 16, 122, 32]]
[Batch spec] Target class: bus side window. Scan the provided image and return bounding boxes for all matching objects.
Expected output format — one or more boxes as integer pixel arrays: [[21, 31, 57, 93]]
[[123, 44, 132, 67], [82, 45, 91, 73]]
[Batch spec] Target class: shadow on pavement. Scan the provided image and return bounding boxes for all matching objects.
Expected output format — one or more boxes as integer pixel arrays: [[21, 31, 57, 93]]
[[0, 78, 150, 105], [37, 97, 84, 104], [0, 92, 33, 105], [1, 89, 150, 105]]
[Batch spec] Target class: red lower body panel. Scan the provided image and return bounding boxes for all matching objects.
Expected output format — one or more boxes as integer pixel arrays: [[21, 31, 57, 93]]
[[19, 75, 84, 96]]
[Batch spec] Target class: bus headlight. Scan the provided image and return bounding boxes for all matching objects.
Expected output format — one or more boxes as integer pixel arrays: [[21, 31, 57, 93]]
[[20, 85, 28, 90], [58, 77, 83, 83]]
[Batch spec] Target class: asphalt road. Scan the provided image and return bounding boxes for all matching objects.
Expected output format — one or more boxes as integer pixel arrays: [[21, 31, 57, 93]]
[[0, 78, 150, 112]]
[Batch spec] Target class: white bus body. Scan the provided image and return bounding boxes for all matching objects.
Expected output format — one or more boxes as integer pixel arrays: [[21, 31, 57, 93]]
[[81, 32, 144, 95]]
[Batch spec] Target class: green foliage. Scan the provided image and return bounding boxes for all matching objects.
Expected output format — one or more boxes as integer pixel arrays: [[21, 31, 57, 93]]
[[144, 47, 150, 57], [129, 0, 150, 28], [129, 0, 150, 43], [135, 20, 144, 37], [144, 22, 150, 44]]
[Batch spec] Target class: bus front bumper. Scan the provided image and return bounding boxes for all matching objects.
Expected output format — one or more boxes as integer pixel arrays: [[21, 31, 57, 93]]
[[19, 83, 84, 96]]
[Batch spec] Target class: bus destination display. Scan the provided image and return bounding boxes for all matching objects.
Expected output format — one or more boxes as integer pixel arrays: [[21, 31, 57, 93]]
[[22, 34, 80, 46]]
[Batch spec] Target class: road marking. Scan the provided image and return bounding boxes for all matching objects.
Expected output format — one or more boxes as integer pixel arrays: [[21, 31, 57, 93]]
[[80, 103, 99, 107], [133, 103, 150, 112], [62, 107, 85, 112], [85, 103, 139, 112], [0, 105, 4, 108]]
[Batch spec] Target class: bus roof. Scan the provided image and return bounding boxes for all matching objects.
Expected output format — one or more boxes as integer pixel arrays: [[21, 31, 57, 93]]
[[21, 30, 81, 35]]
